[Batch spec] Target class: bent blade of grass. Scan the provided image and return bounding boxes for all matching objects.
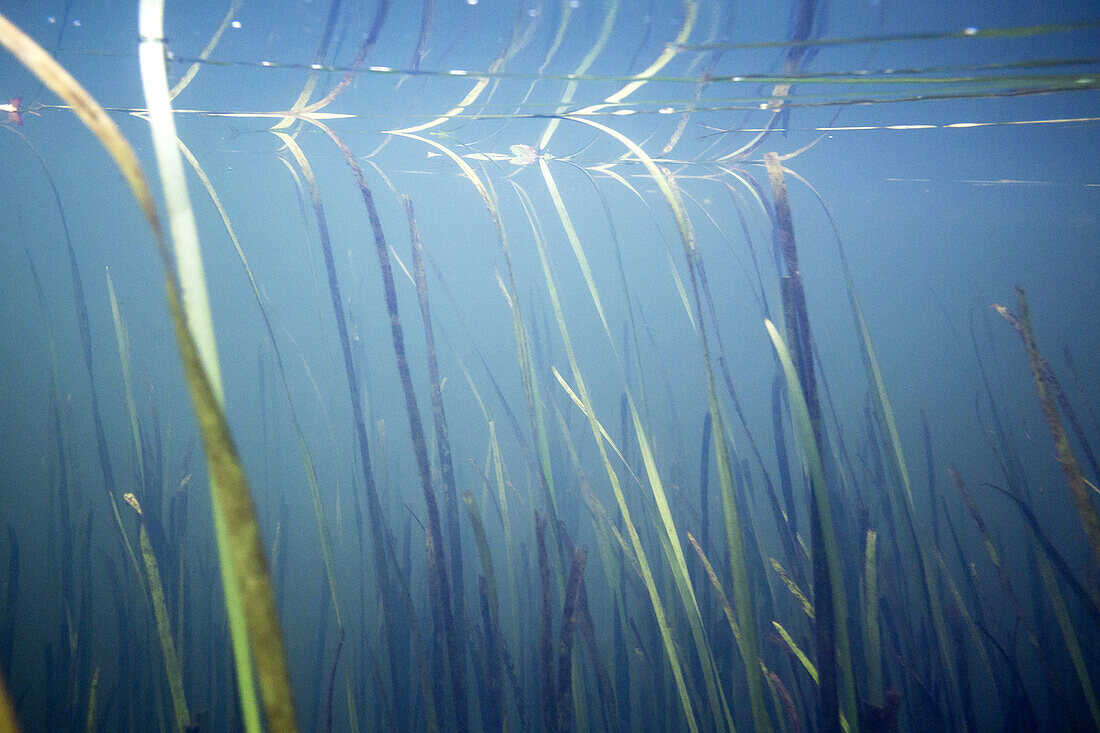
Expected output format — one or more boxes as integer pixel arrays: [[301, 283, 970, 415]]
[[383, 2, 519, 136], [588, 165, 696, 332], [586, 115, 772, 731], [537, 0, 618, 149], [572, 0, 697, 117], [139, 0, 222, 402], [537, 159, 615, 348], [168, 0, 242, 99], [139, 0, 298, 726], [0, 8, 296, 730]]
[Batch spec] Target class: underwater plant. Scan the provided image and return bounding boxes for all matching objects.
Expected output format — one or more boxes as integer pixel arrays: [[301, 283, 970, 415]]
[[0, 1, 1097, 731]]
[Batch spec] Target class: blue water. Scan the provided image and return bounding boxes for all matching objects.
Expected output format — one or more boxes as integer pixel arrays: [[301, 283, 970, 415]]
[[0, 1, 1097, 730]]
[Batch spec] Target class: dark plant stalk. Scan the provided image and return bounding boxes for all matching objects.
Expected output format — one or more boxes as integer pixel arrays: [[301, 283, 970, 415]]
[[557, 547, 586, 733], [276, 135, 407, 713], [308, 573, 332, 729], [1064, 345, 1100, 439], [404, 194, 466, 651], [313, 120, 466, 730], [478, 576, 503, 733], [921, 413, 940, 547], [575, 578, 617, 733], [0, 528, 18, 678], [325, 629, 345, 733], [949, 466, 1054, 679], [985, 482, 1100, 626], [537, 512, 557, 732], [765, 152, 851, 733], [698, 411, 712, 620]]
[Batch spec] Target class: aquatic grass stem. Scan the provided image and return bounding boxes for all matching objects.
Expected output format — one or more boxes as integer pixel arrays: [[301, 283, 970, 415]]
[[0, 8, 295, 731], [138, 0, 298, 727], [564, 113, 769, 732], [997, 288, 1100, 570], [308, 118, 467, 730], [124, 493, 190, 731], [274, 133, 409, 718], [764, 318, 853, 733]]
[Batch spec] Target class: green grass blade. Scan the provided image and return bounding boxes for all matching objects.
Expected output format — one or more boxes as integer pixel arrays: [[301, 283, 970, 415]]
[[528, 203, 700, 733], [567, 112, 770, 733], [138, 1, 297, 726], [770, 557, 814, 620], [106, 268, 145, 493], [765, 318, 855, 732], [780, 160, 962, 731], [461, 492, 499, 623], [125, 494, 190, 731], [862, 530, 883, 707], [1038, 552, 1100, 728], [0, 9, 296, 729]]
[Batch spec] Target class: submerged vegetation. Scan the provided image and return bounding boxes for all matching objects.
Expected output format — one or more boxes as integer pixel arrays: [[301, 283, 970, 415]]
[[0, 1, 1097, 731]]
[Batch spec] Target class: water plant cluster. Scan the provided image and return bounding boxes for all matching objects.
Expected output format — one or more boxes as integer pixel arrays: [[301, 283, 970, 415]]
[[0, 1, 1097, 731]]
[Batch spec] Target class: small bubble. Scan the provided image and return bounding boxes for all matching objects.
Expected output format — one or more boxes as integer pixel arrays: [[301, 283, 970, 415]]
[[72, 19, 81, 27], [569, 0, 580, 8], [231, 20, 241, 29], [46, 16, 56, 24], [466, 0, 478, 5], [963, 26, 978, 35], [527, 8, 540, 17]]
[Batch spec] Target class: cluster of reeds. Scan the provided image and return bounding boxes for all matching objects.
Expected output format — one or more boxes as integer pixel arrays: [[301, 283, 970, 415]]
[[0, 3, 1097, 732]]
